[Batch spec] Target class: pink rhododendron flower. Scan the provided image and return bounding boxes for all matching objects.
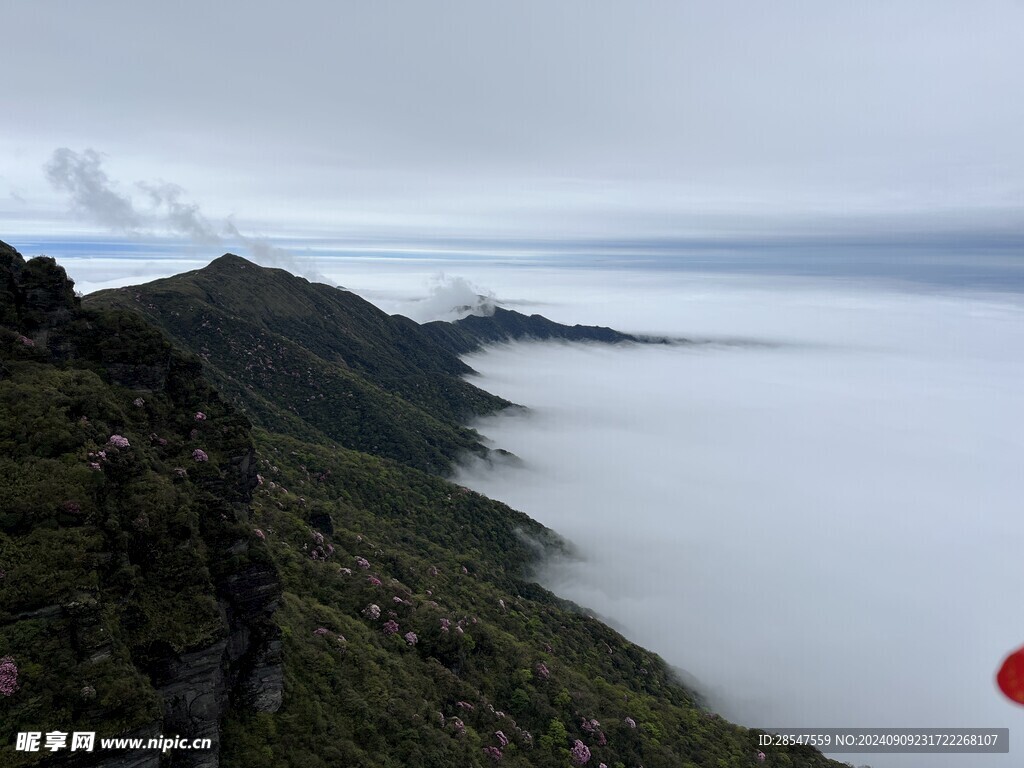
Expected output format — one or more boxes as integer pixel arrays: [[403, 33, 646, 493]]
[[194, 411, 207, 421], [495, 731, 509, 747], [482, 746, 502, 761], [339, 567, 352, 576], [17, 334, 34, 347], [133, 397, 145, 407], [108, 434, 130, 448], [449, 717, 466, 738], [192, 448, 208, 462], [456, 701, 474, 710], [535, 662, 550, 680], [756, 752, 766, 763], [368, 575, 382, 586], [404, 631, 418, 645], [581, 718, 600, 734], [313, 627, 330, 636], [570, 740, 591, 765], [440, 618, 451, 632], [383, 620, 399, 636], [0, 656, 19, 696], [461, 566, 468, 574], [624, 717, 637, 729], [355, 556, 370, 569], [363, 604, 381, 620], [253, 528, 266, 540]]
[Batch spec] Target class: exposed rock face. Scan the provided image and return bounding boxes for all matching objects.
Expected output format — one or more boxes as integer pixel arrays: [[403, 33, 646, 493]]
[[220, 562, 283, 715], [151, 641, 228, 768]]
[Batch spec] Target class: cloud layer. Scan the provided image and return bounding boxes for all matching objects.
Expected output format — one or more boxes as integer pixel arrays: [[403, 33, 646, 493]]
[[4, 2, 1023, 241], [449, 272, 1024, 768]]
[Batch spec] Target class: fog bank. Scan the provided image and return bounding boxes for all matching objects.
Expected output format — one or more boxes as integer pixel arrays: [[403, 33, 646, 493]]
[[452, 275, 1024, 767]]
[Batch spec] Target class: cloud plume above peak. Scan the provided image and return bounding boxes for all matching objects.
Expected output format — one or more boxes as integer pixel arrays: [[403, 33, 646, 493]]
[[43, 147, 331, 284], [44, 148, 140, 231]]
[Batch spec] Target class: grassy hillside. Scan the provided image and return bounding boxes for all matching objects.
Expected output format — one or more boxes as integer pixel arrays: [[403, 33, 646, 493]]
[[87, 255, 510, 474]]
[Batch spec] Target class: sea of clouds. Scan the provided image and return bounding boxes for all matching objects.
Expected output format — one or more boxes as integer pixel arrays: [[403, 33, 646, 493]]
[[428, 269, 1022, 768]]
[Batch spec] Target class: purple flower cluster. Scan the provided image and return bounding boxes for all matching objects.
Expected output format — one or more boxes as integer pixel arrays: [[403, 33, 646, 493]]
[[570, 739, 591, 765], [581, 717, 600, 734], [108, 434, 130, 448], [368, 575, 382, 586], [624, 717, 637, 729], [17, 334, 34, 347], [192, 448, 209, 462], [456, 700, 474, 710], [403, 631, 418, 645], [133, 397, 145, 407], [313, 627, 330, 636], [355, 556, 370, 569], [0, 656, 18, 696], [194, 411, 207, 421], [449, 717, 466, 738], [495, 730, 509, 747], [254, 528, 266, 540], [535, 662, 550, 680], [440, 617, 451, 632], [338, 567, 352, 576], [382, 620, 399, 636], [363, 604, 381, 620], [756, 751, 766, 763], [482, 746, 502, 761]]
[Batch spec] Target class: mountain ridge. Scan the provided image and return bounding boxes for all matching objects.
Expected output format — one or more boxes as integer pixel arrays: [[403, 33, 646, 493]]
[[1, 240, 844, 768]]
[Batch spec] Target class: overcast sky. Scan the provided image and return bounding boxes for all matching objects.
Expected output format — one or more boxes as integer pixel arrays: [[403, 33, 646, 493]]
[[2, 1, 1023, 242]]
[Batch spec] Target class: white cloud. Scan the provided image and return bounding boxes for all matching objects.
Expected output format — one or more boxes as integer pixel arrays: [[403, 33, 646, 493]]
[[450, 272, 1024, 768]]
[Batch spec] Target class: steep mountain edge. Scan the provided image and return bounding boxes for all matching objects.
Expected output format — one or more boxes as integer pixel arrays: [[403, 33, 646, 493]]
[[0, 242, 282, 767]]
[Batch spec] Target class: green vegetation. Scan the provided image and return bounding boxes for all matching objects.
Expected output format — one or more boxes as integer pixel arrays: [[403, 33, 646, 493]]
[[0, 242, 843, 767]]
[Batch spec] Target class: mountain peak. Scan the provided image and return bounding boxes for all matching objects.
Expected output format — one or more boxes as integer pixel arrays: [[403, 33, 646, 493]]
[[207, 252, 258, 270]]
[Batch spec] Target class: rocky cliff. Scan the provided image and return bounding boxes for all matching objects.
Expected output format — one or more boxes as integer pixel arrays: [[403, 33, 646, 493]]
[[0, 241, 281, 767]]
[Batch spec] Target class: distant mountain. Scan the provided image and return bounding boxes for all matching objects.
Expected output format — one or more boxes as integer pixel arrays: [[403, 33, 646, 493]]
[[88, 254, 508, 474], [1, 241, 843, 768], [87, 254, 653, 473], [420, 306, 642, 355]]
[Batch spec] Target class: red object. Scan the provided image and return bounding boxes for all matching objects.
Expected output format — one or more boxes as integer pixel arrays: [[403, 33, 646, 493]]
[[997, 646, 1024, 705]]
